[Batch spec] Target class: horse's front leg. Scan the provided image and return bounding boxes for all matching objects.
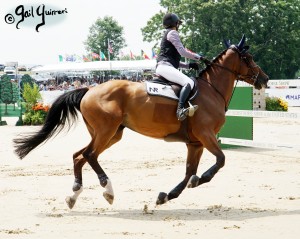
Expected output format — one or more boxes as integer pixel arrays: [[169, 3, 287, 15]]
[[187, 134, 225, 188], [65, 148, 87, 209], [156, 143, 203, 205]]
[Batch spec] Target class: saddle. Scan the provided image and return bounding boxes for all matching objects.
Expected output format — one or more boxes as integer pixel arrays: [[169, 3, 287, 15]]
[[145, 75, 198, 101]]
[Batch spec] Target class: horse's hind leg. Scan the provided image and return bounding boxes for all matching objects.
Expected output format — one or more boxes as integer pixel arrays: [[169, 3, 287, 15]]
[[83, 126, 124, 205], [65, 148, 87, 209], [156, 142, 203, 205]]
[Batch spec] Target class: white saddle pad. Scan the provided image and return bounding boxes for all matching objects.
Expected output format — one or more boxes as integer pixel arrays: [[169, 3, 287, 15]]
[[146, 82, 178, 101]]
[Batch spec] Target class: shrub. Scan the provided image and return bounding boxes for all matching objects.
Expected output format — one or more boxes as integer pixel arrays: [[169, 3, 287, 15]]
[[23, 103, 49, 125], [266, 97, 288, 111], [22, 83, 49, 125]]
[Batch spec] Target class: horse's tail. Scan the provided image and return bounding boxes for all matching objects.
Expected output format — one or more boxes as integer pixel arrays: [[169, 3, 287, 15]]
[[14, 88, 89, 159]]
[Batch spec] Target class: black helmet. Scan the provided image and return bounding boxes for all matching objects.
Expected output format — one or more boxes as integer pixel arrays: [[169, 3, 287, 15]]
[[163, 13, 182, 29]]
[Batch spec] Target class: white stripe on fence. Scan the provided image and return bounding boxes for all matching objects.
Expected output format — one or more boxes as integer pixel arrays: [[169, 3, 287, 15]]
[[219, 137, 300, 151], [226, 110, 300, 119]]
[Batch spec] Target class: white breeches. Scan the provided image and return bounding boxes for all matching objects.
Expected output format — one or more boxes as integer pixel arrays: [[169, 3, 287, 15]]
[[156, 64, 194, 89]]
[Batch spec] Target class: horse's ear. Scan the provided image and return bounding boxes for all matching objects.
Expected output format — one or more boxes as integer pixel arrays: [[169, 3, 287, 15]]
[[223, 39, 231, 48], [240, 45, 250, 54], [237, 34, 246, 49]]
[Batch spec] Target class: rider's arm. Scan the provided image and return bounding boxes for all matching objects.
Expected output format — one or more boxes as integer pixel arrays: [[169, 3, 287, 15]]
[[167, 30, 201, 61]]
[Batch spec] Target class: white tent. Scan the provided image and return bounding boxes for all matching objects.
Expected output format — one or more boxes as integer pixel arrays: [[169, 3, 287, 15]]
[[32, 60, 157, 73]]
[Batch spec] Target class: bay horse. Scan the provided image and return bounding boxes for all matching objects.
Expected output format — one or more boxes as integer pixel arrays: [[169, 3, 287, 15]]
[[14, 35, 269, 209]]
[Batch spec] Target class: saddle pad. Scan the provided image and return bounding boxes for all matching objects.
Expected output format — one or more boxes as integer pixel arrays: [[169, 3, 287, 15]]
[[146, 82, 178, 101]]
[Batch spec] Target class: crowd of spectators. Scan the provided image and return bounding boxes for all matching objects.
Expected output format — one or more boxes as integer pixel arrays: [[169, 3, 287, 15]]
[[37, 74, 150, 91]]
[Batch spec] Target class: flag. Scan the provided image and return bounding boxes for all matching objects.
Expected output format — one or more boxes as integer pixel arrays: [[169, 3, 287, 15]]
[[100, 51, 107, 60], [83, 55, 90, 62], [65, 54, 76, 62], [58, 55, 64, 62], [141, 50, 150, 60], [130, 50, 135, 59], [91, 52, 100, 59], [151, 49, 157, 59]]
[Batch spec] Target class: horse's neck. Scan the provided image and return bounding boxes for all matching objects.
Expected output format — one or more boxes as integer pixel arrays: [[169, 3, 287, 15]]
[[203, 52, 240, 104]]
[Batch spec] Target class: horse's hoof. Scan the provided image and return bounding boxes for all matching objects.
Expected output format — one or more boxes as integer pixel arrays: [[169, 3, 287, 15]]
[[103, 192, 114, 205], [65, 196, 76, 209], [156, 192, 168, 205], [187, 175, 199, 188]]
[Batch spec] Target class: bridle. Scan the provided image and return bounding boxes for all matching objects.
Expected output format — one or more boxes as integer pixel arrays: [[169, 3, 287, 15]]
[[210, 46, 260, 84], [198, 46, 261, 111]]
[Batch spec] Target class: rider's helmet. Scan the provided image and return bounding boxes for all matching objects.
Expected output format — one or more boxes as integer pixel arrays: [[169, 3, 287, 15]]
[[163, 13, 182, 29]]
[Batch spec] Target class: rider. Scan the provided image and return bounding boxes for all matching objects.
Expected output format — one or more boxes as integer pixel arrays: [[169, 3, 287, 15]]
[[156, 13, 203, 121]]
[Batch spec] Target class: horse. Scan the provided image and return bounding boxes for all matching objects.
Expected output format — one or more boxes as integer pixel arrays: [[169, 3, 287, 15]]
[[14, 35, 269, 209]]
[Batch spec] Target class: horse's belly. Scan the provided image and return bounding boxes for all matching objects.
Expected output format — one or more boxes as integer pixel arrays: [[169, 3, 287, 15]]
[[123, 98, 180, 139]]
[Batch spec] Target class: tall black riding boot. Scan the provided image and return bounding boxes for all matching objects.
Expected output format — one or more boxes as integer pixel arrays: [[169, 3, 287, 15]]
[[176, 83, 198, 121]]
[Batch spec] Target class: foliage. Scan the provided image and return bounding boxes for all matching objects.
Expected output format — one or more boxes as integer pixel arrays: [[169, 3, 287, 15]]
[[21, 82, 48, 125], [266, 97, 288, 111], [20, 74, 35, 98], [142, 0, 300, 79], [22, 83, 41, 111], [23, 103, 49, 125], [0, 74, 13, 104], [84, 16, 126, 60]]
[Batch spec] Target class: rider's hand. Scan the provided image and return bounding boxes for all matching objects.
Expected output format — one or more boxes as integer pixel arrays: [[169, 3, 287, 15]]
[[189, 62, 200, 70]]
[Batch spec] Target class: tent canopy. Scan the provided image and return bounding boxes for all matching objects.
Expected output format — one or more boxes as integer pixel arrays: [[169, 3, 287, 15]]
[[32, 60, 157, 73]]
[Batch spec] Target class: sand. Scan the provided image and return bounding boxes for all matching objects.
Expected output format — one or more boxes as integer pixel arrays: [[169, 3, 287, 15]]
[[0, 108, 299, 239]]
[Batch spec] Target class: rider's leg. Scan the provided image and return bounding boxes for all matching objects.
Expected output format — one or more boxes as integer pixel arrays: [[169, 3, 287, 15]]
[[177, 83, 193, 121], [156, 64, 198, 121], [156, 64, 195, 87]]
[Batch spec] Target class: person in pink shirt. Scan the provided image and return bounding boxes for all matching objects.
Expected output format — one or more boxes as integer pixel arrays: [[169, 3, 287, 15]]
[[156, 13, 203, 121]]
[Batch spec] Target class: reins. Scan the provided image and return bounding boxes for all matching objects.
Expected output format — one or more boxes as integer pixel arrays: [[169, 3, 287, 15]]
[[198, 48, 251, 112]]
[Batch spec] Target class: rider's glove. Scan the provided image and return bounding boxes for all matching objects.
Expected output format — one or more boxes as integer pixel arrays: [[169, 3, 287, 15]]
[[189, 62, 200, 70]]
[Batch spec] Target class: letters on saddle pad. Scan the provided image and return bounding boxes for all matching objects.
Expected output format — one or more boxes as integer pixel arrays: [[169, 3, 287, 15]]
[[145, 81, 178, 101]]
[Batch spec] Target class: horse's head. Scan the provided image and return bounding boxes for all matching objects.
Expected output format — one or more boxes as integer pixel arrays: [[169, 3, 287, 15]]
[[224, 35, 269, 90]]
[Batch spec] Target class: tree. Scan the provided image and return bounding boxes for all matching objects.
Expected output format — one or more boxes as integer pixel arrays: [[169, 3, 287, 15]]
[[20, 74, 35, 100], [84, 16, 126, 60], [0, 74, 13, 114], [11, 82, 19, 110], [141, 0, 300, 79]]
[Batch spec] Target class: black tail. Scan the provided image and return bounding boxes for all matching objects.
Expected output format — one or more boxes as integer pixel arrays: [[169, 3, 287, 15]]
[[14, 88, 89, 159]]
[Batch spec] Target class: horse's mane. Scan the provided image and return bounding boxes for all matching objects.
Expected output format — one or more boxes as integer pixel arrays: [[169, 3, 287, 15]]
[[199, 48, 228, 77]]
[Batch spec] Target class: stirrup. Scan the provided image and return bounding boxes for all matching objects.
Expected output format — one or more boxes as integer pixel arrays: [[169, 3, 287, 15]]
[[187, 101, 198, 117], [177, 108, 189, 121]]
